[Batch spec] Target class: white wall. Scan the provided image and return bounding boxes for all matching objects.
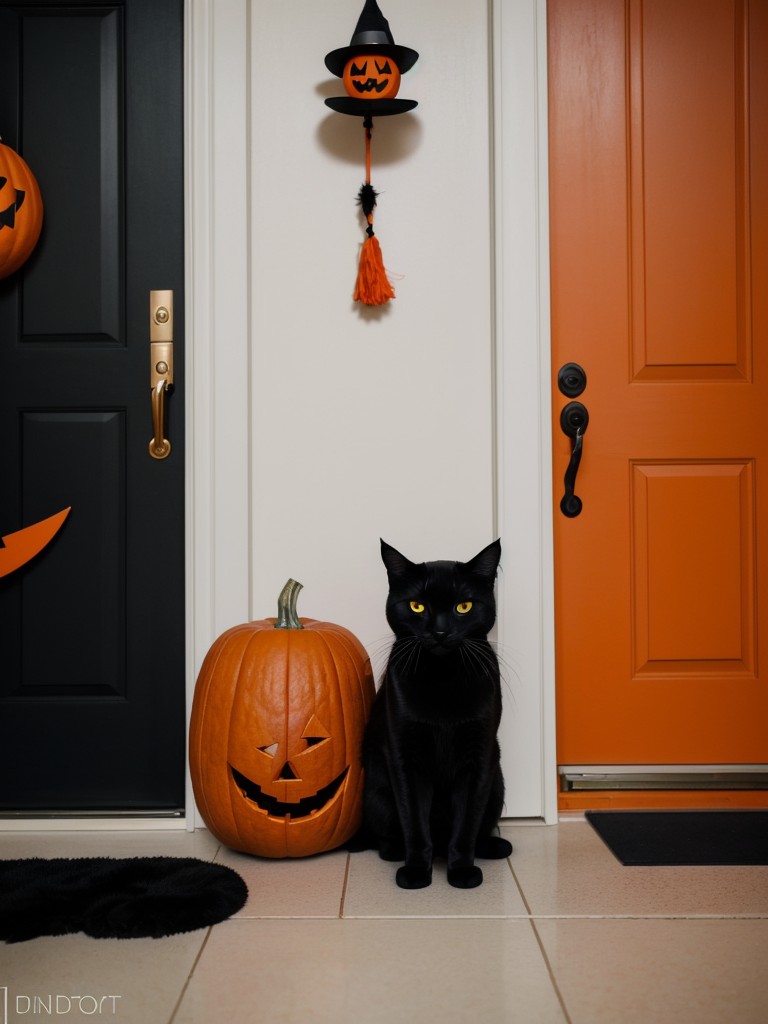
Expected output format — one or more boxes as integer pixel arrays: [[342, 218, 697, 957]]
[[248, 0, 494, 654], [186, 0, 555, 823]]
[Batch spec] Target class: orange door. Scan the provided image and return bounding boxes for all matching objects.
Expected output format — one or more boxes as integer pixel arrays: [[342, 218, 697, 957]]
[[548, 0, 768, 808]]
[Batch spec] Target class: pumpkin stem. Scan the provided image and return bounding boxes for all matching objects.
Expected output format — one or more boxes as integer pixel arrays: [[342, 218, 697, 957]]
[[275, 579, 304, 630]]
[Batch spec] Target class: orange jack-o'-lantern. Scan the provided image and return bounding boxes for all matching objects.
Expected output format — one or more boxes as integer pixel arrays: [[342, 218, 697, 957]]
[[342, 54, 401, 101], [0, 141, 43, 280], [189, 580, 375, 858]]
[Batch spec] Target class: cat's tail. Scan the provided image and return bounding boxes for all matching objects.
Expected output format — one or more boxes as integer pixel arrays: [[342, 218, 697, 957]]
[[476, 833, 513, 859], [345, 826, 377, 854]]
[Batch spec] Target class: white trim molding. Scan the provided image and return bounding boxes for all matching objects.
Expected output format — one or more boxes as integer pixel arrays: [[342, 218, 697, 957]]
[[185, 0, 253, 829], [492, 0, 557, 823]]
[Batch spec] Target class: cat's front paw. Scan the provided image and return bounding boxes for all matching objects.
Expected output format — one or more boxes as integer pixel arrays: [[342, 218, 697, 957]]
[[447, 865, 483, 889], [475, 835, 513, 859], [396, 865, 432, 889]]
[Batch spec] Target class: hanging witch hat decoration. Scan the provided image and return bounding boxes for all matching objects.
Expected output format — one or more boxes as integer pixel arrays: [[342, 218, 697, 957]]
[[325, 0, 418, 306]]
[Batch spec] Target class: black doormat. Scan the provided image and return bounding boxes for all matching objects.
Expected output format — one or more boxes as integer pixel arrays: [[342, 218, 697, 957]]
[[586, 810, 768, 866], [0, 856, 248, 943]]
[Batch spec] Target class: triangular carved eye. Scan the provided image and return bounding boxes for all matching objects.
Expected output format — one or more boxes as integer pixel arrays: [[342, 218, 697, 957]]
[[302, 714, 331, 748], [259, 742, 279, 758], [350, 61, 367, 76], [375, 60, 392, 75]]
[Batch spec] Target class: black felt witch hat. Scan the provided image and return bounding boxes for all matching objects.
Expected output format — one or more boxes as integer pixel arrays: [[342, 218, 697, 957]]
[[325, 0, 419, 77], [325, 0, 418, 117]]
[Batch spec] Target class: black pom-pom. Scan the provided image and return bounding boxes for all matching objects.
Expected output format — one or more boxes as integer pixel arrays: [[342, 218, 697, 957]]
[[356, 182, 379, 219]]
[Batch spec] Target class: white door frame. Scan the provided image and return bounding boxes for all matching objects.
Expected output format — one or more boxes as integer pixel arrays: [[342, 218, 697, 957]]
[[492, 0, 557, 823], [183, 0, 557, 827]]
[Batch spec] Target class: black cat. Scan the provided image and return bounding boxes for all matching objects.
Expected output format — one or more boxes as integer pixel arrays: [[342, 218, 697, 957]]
[[359, 539, 513, 889]]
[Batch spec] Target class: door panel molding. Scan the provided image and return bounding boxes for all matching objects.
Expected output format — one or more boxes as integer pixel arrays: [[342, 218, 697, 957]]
[[631, 460, 757, 677], [19, 7, 124, 344], [628, 0, 752, 382]]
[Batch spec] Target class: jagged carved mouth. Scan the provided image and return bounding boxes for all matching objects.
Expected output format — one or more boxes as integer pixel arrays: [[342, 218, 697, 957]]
[[229, 764, 348, 820], [353, 78, 390, 94]]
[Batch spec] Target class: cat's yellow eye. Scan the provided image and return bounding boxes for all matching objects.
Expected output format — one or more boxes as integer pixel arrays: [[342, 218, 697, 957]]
[[456, 601, 473, 614], [409, 601, 425, 614]]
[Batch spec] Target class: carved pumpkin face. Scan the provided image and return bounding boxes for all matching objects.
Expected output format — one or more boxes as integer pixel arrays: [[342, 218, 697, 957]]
[[190, 590, 375, 858], [0, 142, 43, 280], [342, 53, 401, 101]]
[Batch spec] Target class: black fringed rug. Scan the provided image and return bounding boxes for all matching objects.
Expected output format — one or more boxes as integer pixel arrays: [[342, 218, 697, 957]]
[[0, 857, 248, 943], [586, 810, 768, 866]]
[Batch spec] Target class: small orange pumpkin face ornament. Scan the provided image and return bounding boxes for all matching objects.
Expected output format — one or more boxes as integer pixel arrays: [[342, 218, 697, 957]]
[[342, 54, 401, 101], [0, 141, 43, 280], [189, 580, 375, 858]]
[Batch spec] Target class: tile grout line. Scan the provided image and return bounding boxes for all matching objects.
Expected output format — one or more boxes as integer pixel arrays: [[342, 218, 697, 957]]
[[527, 915, 575, 1024], [338, 853, 352, 918], [508, 860, 574, 1024], [299, 917, 768, 925], [167, 927, 214, 1024]]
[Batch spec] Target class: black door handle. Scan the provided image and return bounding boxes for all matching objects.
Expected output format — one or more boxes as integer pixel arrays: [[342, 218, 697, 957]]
[[560, 401, 589, 518]]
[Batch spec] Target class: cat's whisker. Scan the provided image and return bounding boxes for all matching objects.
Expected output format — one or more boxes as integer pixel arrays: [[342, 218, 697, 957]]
[[461, 642, 498, 684], [458, 644, 472, 678], [365, 634, 397, 658], [387, 637, 422, 677], [404, 638, 423, 677], [469, 638, 521, 686], [462, 639, 517, 706], [457, 641, 490, 679]]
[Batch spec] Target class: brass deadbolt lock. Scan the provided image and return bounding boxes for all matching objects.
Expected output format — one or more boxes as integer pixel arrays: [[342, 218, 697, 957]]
[[154, 305, 170, 325]]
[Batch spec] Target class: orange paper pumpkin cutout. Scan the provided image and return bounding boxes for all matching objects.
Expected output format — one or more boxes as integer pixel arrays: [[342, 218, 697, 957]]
[[342, 54, 401, 101], [189, 580, 375, 858], [0, 507, 71, 578], [0, 141, 43, 280]]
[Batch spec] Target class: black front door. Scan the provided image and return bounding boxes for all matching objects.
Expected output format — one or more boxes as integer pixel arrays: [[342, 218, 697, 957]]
[[0, 0, 185, 813]]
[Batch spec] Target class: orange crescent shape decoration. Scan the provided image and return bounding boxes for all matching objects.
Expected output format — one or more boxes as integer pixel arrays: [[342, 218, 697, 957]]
[[0, 507, 71, 577]]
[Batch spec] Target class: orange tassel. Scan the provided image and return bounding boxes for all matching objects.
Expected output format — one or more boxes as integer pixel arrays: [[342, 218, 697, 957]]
[[354, 232, 395, 306]]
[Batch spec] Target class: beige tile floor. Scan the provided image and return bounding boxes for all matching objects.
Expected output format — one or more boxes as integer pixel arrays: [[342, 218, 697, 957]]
[[1, 820, 767, 1024]]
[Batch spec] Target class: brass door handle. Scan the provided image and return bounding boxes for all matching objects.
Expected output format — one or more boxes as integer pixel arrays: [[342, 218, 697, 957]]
[[150, 379, 171, 459], [148, 290, 174, 460]]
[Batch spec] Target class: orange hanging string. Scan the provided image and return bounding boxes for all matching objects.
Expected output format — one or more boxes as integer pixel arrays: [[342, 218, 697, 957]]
[[354, 116, 395, 306], [365, 118, 372, 185]]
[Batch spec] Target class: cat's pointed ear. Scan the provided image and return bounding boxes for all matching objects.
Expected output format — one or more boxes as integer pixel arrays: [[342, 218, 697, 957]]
[[464, 539, 501, 580], [380, 539, 417, 578]]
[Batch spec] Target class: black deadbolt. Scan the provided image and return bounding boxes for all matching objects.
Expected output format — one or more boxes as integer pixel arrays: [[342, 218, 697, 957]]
[[557, 362, 587, 398]]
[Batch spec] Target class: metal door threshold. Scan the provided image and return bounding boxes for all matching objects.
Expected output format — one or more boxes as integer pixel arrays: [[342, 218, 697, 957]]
[[0, 809, 185, 820], [559, 766, 768, 791]]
